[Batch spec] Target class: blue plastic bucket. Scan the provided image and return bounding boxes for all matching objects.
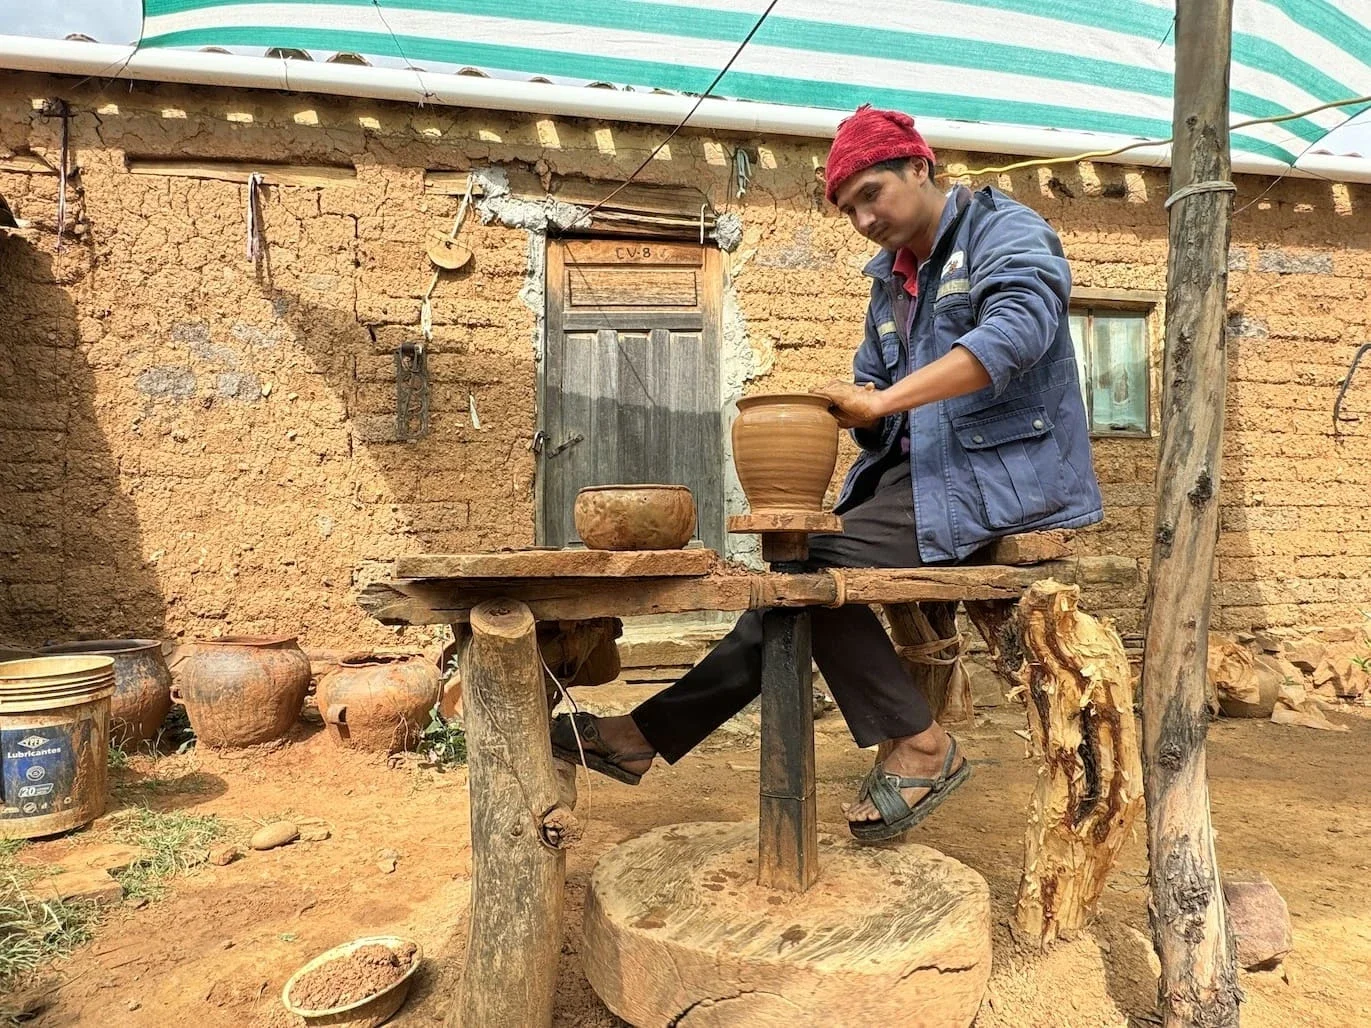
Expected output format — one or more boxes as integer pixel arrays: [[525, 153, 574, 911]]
[[0, 655, 115, 839]]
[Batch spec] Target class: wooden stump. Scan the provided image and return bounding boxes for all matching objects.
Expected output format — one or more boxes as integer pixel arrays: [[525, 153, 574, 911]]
[[974, 582, 1143, 945], [450, 599, 579, 1028], [582, 821, 991, 1028], [883, 601, 973, 725]]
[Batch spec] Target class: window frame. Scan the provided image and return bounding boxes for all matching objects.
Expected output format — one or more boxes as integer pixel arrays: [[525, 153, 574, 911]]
[[1068, 288, 1160, 440]]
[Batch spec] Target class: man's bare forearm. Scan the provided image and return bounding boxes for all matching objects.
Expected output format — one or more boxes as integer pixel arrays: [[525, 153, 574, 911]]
[[869, 346, 991, 418]]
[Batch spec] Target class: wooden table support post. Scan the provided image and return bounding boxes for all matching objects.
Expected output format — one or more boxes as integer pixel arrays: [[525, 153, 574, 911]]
[[729, 514, 841, 893], [451, 598, 579, 1028], [758, 558, 819, 892]]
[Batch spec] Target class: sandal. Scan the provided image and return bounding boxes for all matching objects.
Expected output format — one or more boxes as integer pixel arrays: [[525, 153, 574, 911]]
[[848, 736, 972, 842], [550, 712, 654, 786]]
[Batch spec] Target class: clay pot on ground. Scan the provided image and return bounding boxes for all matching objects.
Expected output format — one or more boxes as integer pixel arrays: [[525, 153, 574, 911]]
[[315, 652, 441, 753], [173, 636, 311, 747], [731, 394, 839, 512], [40, 639, 173, 747], [574, 485, 696, 550]]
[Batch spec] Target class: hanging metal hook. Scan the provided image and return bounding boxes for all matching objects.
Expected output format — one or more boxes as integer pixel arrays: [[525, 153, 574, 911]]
[[1333, 342, 1371, 432]]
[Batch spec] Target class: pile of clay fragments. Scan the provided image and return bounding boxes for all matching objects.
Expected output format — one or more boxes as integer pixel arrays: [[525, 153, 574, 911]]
[[1207, 620, 1370, 731]]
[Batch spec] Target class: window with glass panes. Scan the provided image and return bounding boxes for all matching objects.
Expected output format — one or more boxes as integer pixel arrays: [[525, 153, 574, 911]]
[[1068, 309, 1151, 437]]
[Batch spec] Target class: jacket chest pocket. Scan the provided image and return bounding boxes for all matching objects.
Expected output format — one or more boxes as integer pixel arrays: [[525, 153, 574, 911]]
[[930, 289, 975, 353], [953, 406, 1067, 528], [875, 323, 903, 375]]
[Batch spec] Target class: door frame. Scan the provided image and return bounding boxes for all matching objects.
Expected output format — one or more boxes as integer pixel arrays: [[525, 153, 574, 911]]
[[535, 237, 725, 549]]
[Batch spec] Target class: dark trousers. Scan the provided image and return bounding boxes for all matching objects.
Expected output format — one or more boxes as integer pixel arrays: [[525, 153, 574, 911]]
[[632, 454, 934, 762]]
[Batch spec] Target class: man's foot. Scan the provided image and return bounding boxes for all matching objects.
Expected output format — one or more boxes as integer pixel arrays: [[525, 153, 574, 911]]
[[550, 712, 656, 784], [843, 723, 964, 824]]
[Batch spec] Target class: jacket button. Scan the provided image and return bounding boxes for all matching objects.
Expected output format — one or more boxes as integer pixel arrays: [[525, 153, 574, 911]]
[[1032, 418, 1045, 430], [921, 531, 934, 543], [971, 434, 984, 444]]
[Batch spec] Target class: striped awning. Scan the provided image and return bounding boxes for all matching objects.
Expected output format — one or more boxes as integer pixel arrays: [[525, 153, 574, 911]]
[[139, 0, 1371, 166]]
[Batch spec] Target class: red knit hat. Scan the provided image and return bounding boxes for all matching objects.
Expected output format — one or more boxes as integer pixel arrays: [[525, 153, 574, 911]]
[[824, 105, 936, 204]]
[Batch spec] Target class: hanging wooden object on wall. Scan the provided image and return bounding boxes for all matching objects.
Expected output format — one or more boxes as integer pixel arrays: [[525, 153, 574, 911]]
[[426, 230, 472, 271]]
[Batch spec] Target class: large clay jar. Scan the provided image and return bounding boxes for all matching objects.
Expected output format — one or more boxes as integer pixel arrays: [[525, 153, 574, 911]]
[[315, 653, 441, 753], [173, 636, 311, 747], [731, 394, 840, 511], [40, 639, 173, 747]]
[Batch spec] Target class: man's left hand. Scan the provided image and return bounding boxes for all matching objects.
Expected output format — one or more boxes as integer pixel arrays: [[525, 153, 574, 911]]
[[812, 380, 887, 430]]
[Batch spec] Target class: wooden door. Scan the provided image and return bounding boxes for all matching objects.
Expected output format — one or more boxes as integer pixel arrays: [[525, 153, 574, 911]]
[[541, 239, 724, 552]]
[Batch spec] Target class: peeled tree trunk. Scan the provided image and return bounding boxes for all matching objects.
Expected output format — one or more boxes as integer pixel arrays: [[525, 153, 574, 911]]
[[1141, 1, 1242, 1023]]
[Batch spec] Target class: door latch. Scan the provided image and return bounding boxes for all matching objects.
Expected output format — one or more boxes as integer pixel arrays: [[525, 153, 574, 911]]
[[543, 432, 584, 458]]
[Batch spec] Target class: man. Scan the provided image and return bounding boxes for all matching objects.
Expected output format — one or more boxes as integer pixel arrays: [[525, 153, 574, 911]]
[[552, 105, 1102, 841]]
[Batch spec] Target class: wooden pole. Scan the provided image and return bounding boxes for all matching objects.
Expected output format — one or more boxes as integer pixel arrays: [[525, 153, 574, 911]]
[[452, 599, 579, 1028], [757, 603, 819, 891], [1141, 1, 1242, 1024], [756, 537, 820, 893]]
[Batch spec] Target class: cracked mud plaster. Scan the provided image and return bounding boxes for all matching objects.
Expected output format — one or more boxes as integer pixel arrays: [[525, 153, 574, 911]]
[[471, 166, 584, 360], [3, 71, 1371, 647]]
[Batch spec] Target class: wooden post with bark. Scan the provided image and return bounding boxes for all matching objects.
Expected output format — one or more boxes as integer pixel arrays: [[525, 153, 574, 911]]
[[451, 599, 580, 1028], [967, 585, 1143, 944], [1141, 0, 1242, 1023]]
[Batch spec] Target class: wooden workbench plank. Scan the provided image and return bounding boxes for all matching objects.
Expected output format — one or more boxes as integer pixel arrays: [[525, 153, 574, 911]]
[[396, 548, 720, 580], [362, 570, 1011, 626], [359, 558, 1138, 626]]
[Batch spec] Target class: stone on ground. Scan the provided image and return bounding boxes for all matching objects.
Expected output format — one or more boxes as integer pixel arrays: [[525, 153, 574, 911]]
[[34, 868, 123, 906], [1223, 871, 1292, 971]]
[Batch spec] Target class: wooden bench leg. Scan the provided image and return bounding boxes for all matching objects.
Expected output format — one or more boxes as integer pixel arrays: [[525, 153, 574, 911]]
[[452, 599, 579, 1028], [758, 605, 819, 892], [884, 601, 973, 725]]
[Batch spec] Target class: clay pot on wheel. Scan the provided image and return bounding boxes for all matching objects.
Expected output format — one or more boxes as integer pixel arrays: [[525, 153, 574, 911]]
[[574, 485, 697, 550], [731, 394, 839, 512], [315, 652, 441, 753], [40, 639, 173, 747], [173, 636, 311, 747]]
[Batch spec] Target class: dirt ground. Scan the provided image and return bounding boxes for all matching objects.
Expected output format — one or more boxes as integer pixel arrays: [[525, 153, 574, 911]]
[[12, 700, 1371, 1028]]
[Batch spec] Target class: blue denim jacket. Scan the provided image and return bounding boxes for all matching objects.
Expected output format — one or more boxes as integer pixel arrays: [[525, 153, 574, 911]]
[[835, 185, 1104, 562]]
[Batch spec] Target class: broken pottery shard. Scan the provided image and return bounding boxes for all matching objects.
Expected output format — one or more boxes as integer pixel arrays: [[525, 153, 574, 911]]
[[1209, 633, 1262, 714], [249, 821, 300, 851], [1271, 683, 1348, 732], [1222, 871, 1292, 971], [1220, 654, 1285, 718], [1280, 637, 1327, 675], [208, 844, 244, 866], [1312, 643, 1370, 699]]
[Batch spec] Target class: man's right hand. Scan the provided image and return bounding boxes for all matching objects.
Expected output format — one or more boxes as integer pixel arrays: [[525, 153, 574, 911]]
[[811, 380, 884, 430]]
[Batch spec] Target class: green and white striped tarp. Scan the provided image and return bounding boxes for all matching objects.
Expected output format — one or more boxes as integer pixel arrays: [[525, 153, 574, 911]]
[[139, 0, 1371, 166]]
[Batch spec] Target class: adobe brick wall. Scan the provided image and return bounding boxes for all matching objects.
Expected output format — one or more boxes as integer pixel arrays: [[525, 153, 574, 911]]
[[0, 73, 1367, 648]]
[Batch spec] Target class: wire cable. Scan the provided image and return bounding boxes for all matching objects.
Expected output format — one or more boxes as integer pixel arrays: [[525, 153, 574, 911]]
[[569, 0, 781, 227], [954, 93, 1371, 180]]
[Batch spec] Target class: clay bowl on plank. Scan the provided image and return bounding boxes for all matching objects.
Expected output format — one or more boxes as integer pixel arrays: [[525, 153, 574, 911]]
[[574, 484, 697, 551]]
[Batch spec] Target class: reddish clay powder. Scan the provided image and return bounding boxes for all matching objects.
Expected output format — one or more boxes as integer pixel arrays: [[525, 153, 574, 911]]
[[289, 942, 417, 1011]]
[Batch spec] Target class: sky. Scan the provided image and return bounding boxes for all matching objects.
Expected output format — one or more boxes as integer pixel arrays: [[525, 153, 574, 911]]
[[2, 2, 1370, 156]]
